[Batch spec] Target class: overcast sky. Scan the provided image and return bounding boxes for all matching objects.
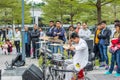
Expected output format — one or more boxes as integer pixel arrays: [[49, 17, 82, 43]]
[[27, 0, 42, 3]]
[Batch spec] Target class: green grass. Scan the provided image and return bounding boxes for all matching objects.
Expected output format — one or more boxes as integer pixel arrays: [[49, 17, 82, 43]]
[[95, 52, 112, 66]]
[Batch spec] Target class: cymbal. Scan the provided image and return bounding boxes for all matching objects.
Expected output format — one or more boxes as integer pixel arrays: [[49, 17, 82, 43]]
[[63, 44, 70, 49], [49, 39, 64, 43], [40, 36, 64, 43], [49, 43, 62, 46], [40, 36, 50, 41], [36, 41, 47, 43]]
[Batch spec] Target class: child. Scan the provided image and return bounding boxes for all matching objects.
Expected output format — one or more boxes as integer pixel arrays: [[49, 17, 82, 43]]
[[1, 40, 8, 55], [6, 39, 13, 54]]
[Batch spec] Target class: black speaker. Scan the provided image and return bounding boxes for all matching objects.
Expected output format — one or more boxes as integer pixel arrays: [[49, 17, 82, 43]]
[[12, 53, 25, 67], [0, 69, 1, 80], [22, 64, 43, 80], [85, 39, 93, 50]]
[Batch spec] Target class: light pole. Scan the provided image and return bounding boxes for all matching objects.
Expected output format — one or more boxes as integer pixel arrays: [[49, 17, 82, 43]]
[[32, 0, 35, 25], [22, 0, 25, 61]]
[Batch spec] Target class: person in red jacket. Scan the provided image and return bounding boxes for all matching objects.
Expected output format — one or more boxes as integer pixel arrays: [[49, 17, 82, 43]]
[[105, 23, 120, 77]]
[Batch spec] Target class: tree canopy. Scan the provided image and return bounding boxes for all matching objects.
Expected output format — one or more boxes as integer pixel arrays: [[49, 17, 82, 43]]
[[41, 0, 120, 25], [0, 0, 31, 25]]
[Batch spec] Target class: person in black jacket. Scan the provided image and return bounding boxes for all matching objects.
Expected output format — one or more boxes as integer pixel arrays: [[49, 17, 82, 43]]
[[46, 21, 55, 53], [24, 26, 31, 57], [46, 21, 55, 37], [98, 21, 111, 69], [31, 24, 40, 59], [2, 28, 6, 41]]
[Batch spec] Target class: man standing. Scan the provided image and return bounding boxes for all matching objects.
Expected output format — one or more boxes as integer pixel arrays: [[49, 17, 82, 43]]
[[2, 28, 7, 41], [31, 24, 40, 59], [65, 33, 88, 80], [98, 21, 111, 69], [78, 22, 91, 40], [14, 27, 21, 53], [94, 23, 102, 64], [46, 21, 55, 52], [53, 21, 66, 54], [46, 21, 55, 37], [24, 26, 31, 57]]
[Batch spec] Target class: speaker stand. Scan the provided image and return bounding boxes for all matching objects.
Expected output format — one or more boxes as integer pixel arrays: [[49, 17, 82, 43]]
[[4, 61, 15, 70]]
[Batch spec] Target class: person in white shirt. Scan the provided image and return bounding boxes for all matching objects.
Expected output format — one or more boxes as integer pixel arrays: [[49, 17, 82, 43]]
[[78, 22, 91, 40], [39, 27, 45, 37], [7, 27, 13, 40], [65, 32, 88, 80], [14, 27, 21, 53]]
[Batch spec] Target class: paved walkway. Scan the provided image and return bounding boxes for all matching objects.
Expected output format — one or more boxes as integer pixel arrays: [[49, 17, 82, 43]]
[[0, 49, 120, 80]]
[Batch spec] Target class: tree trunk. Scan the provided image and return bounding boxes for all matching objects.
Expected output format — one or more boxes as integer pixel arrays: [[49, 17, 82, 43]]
[[113, 5, 117, 20], [96, 0, 101, 23], [70, 14, 73, 26]]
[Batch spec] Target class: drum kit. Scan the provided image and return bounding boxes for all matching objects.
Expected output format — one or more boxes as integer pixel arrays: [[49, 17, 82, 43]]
[[37, 36, 71, 80]]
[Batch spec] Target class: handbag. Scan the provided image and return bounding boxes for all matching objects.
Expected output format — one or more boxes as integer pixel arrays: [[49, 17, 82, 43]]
[[109, 46, 118, 53]]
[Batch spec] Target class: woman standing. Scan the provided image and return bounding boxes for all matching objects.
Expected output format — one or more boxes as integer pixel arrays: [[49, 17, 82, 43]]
[[14, 27, 21, 53], [105, 23, 120, 77]]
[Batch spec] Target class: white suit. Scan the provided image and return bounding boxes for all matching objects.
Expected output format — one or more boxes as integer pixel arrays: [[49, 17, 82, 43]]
[[65, 38, 88, 80]]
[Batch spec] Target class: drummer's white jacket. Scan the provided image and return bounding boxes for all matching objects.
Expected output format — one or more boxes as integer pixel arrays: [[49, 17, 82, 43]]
[[73, 38, 88, 71]]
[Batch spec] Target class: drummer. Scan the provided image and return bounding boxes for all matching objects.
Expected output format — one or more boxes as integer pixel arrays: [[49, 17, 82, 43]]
[[65, 32, 88, 80], [46, 21, 55, 52], [53, 21, 66, 54]]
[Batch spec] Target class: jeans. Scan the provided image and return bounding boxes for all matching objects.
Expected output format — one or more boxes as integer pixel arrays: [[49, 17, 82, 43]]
[[47, 42, 54, 53], [109, 53, 116, 73], [99, 44, 109, 65], [54, 46, 64, 55], [116, 50, 120, 73]]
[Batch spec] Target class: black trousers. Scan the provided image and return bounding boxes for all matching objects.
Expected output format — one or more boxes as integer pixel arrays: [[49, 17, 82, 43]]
[[2, 36, 6, 41], [32, 42, 39, 58], [14, 40, 20, 53], [93, 43, 101, 62], [25, 43, 31, 57]]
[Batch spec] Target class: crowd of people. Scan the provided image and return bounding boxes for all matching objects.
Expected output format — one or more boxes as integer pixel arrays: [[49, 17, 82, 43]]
[[0, 19, 120, 79], [94, 20, 120, 77]]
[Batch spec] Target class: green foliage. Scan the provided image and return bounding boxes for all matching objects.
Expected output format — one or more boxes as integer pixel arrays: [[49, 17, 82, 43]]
[[0, 0, 31, 25], [42, 0, 86, 25], [41, 0, 120, 25]]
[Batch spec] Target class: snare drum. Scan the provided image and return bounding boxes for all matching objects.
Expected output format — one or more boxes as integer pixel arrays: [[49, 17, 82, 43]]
[[52, 54, 63, 60], [51, 54, 64, 66]]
